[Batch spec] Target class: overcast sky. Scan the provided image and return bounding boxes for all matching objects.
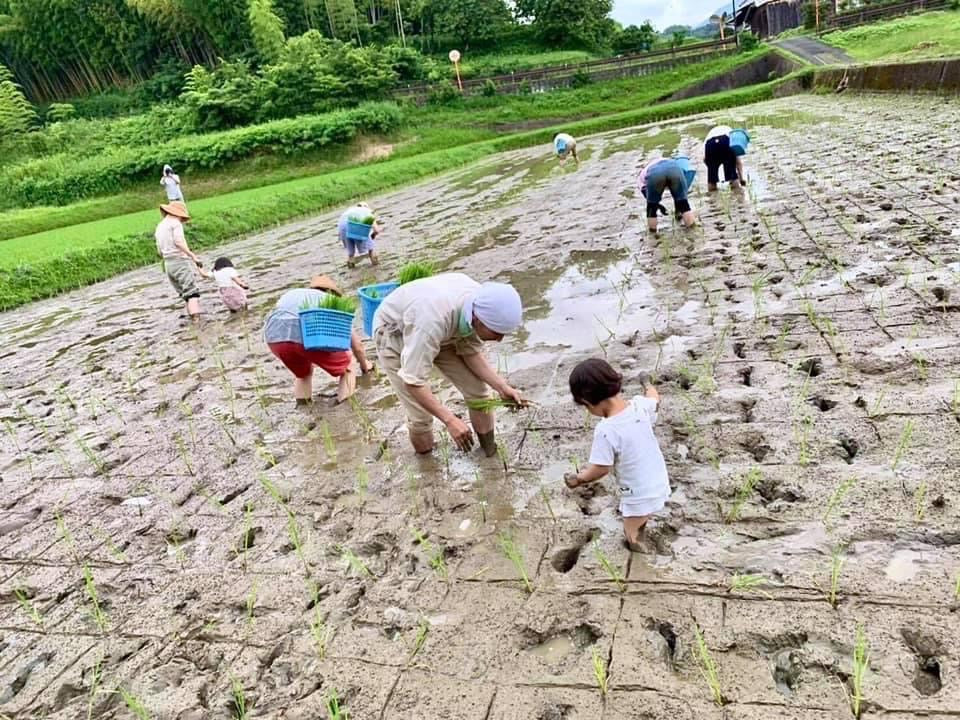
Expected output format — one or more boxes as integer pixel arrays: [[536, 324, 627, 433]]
[[612, 0, 735, 30]]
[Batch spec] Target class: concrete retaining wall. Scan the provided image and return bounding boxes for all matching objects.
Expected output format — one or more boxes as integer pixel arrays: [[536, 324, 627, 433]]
[[662, 52, 802, 102], [814, 58, 960, 93]]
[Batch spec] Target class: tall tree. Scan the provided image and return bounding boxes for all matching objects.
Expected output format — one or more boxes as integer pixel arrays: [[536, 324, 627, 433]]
[[0, 62, 35, 138], [249, 0, 286, 61], [514, 0, 614, 48], [433, 0, 510, 48]]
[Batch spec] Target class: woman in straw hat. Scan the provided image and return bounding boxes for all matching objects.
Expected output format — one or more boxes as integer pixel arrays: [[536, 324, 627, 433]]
[[155, 200, 207, 322], [264, 275, 373, 405]]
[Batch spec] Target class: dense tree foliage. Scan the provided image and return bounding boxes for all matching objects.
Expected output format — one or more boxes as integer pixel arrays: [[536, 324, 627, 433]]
[[514, 0, 615, 49]]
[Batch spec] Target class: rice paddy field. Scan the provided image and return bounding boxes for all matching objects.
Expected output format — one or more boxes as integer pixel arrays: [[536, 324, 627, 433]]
[[1, 91, 959, 719]]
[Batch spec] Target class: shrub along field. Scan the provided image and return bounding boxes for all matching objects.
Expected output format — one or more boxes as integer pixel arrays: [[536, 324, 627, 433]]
[[0, 52, 786, 311]]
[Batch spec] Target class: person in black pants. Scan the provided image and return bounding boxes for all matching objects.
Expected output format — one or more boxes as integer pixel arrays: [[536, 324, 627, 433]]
[[704, 125, 746, 191]]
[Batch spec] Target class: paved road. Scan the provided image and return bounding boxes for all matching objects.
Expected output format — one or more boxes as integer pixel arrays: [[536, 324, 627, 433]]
[[773, 36, 854, 65]]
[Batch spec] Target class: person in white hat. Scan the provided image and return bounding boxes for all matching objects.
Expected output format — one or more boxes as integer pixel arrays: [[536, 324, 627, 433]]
[[155, 201, 207, 322], [372, 273, 525, 455]]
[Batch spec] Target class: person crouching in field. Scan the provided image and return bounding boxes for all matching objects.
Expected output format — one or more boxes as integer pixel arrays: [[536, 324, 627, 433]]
[[155, 201, 207, 322], [338, 202, 383, 268], [553, 132, 579, 166], [264, 275, 373, 405], [564, 359, 670, 551], [704, 125, 746, 192], [638, 157, 696, 233], [211, 257, 249, 312]]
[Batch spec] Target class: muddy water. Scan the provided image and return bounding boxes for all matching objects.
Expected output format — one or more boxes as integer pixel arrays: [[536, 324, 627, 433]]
[[2, 94, 960, 719]]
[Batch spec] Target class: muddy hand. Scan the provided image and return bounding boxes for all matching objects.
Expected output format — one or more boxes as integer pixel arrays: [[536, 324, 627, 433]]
[[500, 386, 527, 408], [445, 416, 475, 451], [564, 472, 581, 489]]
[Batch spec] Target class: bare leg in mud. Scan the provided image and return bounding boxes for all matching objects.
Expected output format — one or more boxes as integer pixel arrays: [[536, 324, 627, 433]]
[[623, 515, 650, 552]]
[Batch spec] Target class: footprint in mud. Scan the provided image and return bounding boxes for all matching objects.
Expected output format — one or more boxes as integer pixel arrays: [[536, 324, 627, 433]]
[[644, 619, 679, 668], [772, 649, 803, 697], [901, 628, 943, 696], [796, 357, 823, 377], [550, 532, 595, 573], [738, 430, 771, 462], [838, 433, 859, 464], [539, 705, 574, 720], [809, 395, 837, 412]]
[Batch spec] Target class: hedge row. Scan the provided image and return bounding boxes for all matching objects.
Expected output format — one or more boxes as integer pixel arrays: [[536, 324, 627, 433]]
[[0, 76, 796, 311], [5, 102, 403, 208]]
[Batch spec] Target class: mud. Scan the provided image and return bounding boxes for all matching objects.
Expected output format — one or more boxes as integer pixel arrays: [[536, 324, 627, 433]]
[[2, 92, 960, 719]]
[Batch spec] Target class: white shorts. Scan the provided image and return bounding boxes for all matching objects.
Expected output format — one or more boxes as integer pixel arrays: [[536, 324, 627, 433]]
[[620, 495, 667, 518]]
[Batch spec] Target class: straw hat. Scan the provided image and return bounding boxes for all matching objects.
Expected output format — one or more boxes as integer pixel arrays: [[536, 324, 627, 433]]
[[160, 201, 190, 220], [310, 275, 342, 296]]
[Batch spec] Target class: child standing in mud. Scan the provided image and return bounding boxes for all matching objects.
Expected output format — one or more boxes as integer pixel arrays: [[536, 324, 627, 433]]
[[564, 359, 670, 551]]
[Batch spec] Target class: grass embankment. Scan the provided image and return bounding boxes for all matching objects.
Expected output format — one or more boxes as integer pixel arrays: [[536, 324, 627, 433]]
[[822, 10, 960, 62], [0, 53, 785, 310]]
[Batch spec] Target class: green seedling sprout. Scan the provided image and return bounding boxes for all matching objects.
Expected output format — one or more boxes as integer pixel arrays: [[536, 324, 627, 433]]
[[497, 531, 532, 593], [828, 545, 844, 608], [14, 587, 43, 629], [87, 655, 103, 720], [592, 541, 625, 592], [540, 485, 555, 522], [118, 687, 151, 719], [727, 573, 772, 599], [823, 476, 858, 526], [591, 646, 609, 697], [398, 261, 436, 285], [409, 617, 430, 664], [320, 420, 336, 461], [868, 388, 886, 418], [725, 467, 761, 523], [325, 688, 348, 720], [287, 514, 307, 570], [796, 412, 813, 466], [310, 607, 332, 660], [412, 529, 448, 581], [239, 503, 254, 570], [356, 464, 369, 499], [850, 623, 869, 718], [496, 441, 509, 475], [465, 397, 524, 412], [437, 430, 451, 473], [74, 433, 106, 475], [255, 444, 278, 468], [178, 401, 197, 448], [914, 481, 927, 522], [230, 676, 248, 720], [891, 419, 915, 471], [338, 545, 373, 578], [82, 563, 108, 632], [693, 626, 725, 706], [246, 580, 258, 628], [174, 433, 194, 475]]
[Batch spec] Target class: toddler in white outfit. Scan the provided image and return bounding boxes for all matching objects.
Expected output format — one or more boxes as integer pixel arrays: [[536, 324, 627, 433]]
[[564, 358, 670, 549]]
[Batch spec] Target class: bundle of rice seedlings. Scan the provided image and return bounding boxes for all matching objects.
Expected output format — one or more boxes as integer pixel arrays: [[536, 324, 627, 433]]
[[465, 397, 526, 412], [398, 261, 435, 285], [300, 294, 358, 314]]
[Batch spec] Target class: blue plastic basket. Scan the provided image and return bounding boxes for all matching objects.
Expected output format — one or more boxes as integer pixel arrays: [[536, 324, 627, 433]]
[[346, 220, 373, 243], [358, 282, 399, 338], [674, 156, 697, 191], [298, 308, 354, 351], [729, 129, 750, 157]]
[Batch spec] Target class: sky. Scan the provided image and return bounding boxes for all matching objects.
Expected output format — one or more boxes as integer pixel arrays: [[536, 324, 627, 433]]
[[611, 0, 734, 30]]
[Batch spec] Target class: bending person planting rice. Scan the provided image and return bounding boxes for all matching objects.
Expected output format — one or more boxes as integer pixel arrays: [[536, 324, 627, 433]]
[[638, 157, 697, 234], [373, 273, 526, 456], [338, 202, 383, 268], [264, 275, 373, 405]]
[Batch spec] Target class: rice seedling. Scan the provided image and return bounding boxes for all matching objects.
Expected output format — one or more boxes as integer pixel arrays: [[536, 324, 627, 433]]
[[465, 397, 524, 412], [591, 646, 609, 697], [751, 272, 769, 321], [74, 433, 106, 475], [593, 541, 626, 592], [238, 503, 254, 570], [118, 687, 151, 720], [260, 474, 289, 512], [325, 688, 348, 720], [914, 481, 927, 522], [951, 379, 960, 416], [412, 529, 448, 581], [349, 396, 376, 441], [55, 509, 77, 558], [823, 476, 858, 526], [230, 676, 248, 720], [497, 531, 533, 593], [174, 433, 194, 475], [496, 441, 509, 475], [539, 485, 555, 522], [571, 456, 581, 474], [796, 412, 813, 466], [727, 573, 772, 599], [477, 497, 488, 525], [405, 465, 421, 516], [338, 545, 373, 578], [14, 587, 43, 629], [849, 623, 869, 719], [299, 293, 358, 313], [320, 420, 336, 461], [693, 626, 725, 706], [82, 563, 108, 632], [398, 261, 435, 285], [87, 656, 103, 720], [725, 467, 761, 523], [437, 430, 451, 473], [246, 580, 259, 628], [408, 617, 430, 664], [911, 352, 928, 380], [827, 545, 844, 608], [891, 419, 915, 471], [867, 388, 887, 418], [287, 514, 308, 570], [355, 464, 369, 499], [310, 608, 332, 660]]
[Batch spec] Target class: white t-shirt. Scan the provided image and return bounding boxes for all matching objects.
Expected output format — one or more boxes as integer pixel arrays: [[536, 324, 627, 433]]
[[161, 174, 183, 201], [212, 266, 239, 288], [706, 125, 733, 141], [588, 395, 670, 516]]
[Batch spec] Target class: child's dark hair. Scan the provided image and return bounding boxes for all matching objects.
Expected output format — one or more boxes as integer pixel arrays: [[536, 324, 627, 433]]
[[213, 257, 234, 271], [569, 358, 622, 406]]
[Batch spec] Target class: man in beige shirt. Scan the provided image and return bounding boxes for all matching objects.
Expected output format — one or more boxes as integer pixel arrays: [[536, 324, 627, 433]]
[[373, 273, 525, 455]]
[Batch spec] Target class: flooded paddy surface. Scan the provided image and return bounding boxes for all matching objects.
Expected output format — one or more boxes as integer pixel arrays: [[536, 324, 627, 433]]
[[2, 93, 960, 719]]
